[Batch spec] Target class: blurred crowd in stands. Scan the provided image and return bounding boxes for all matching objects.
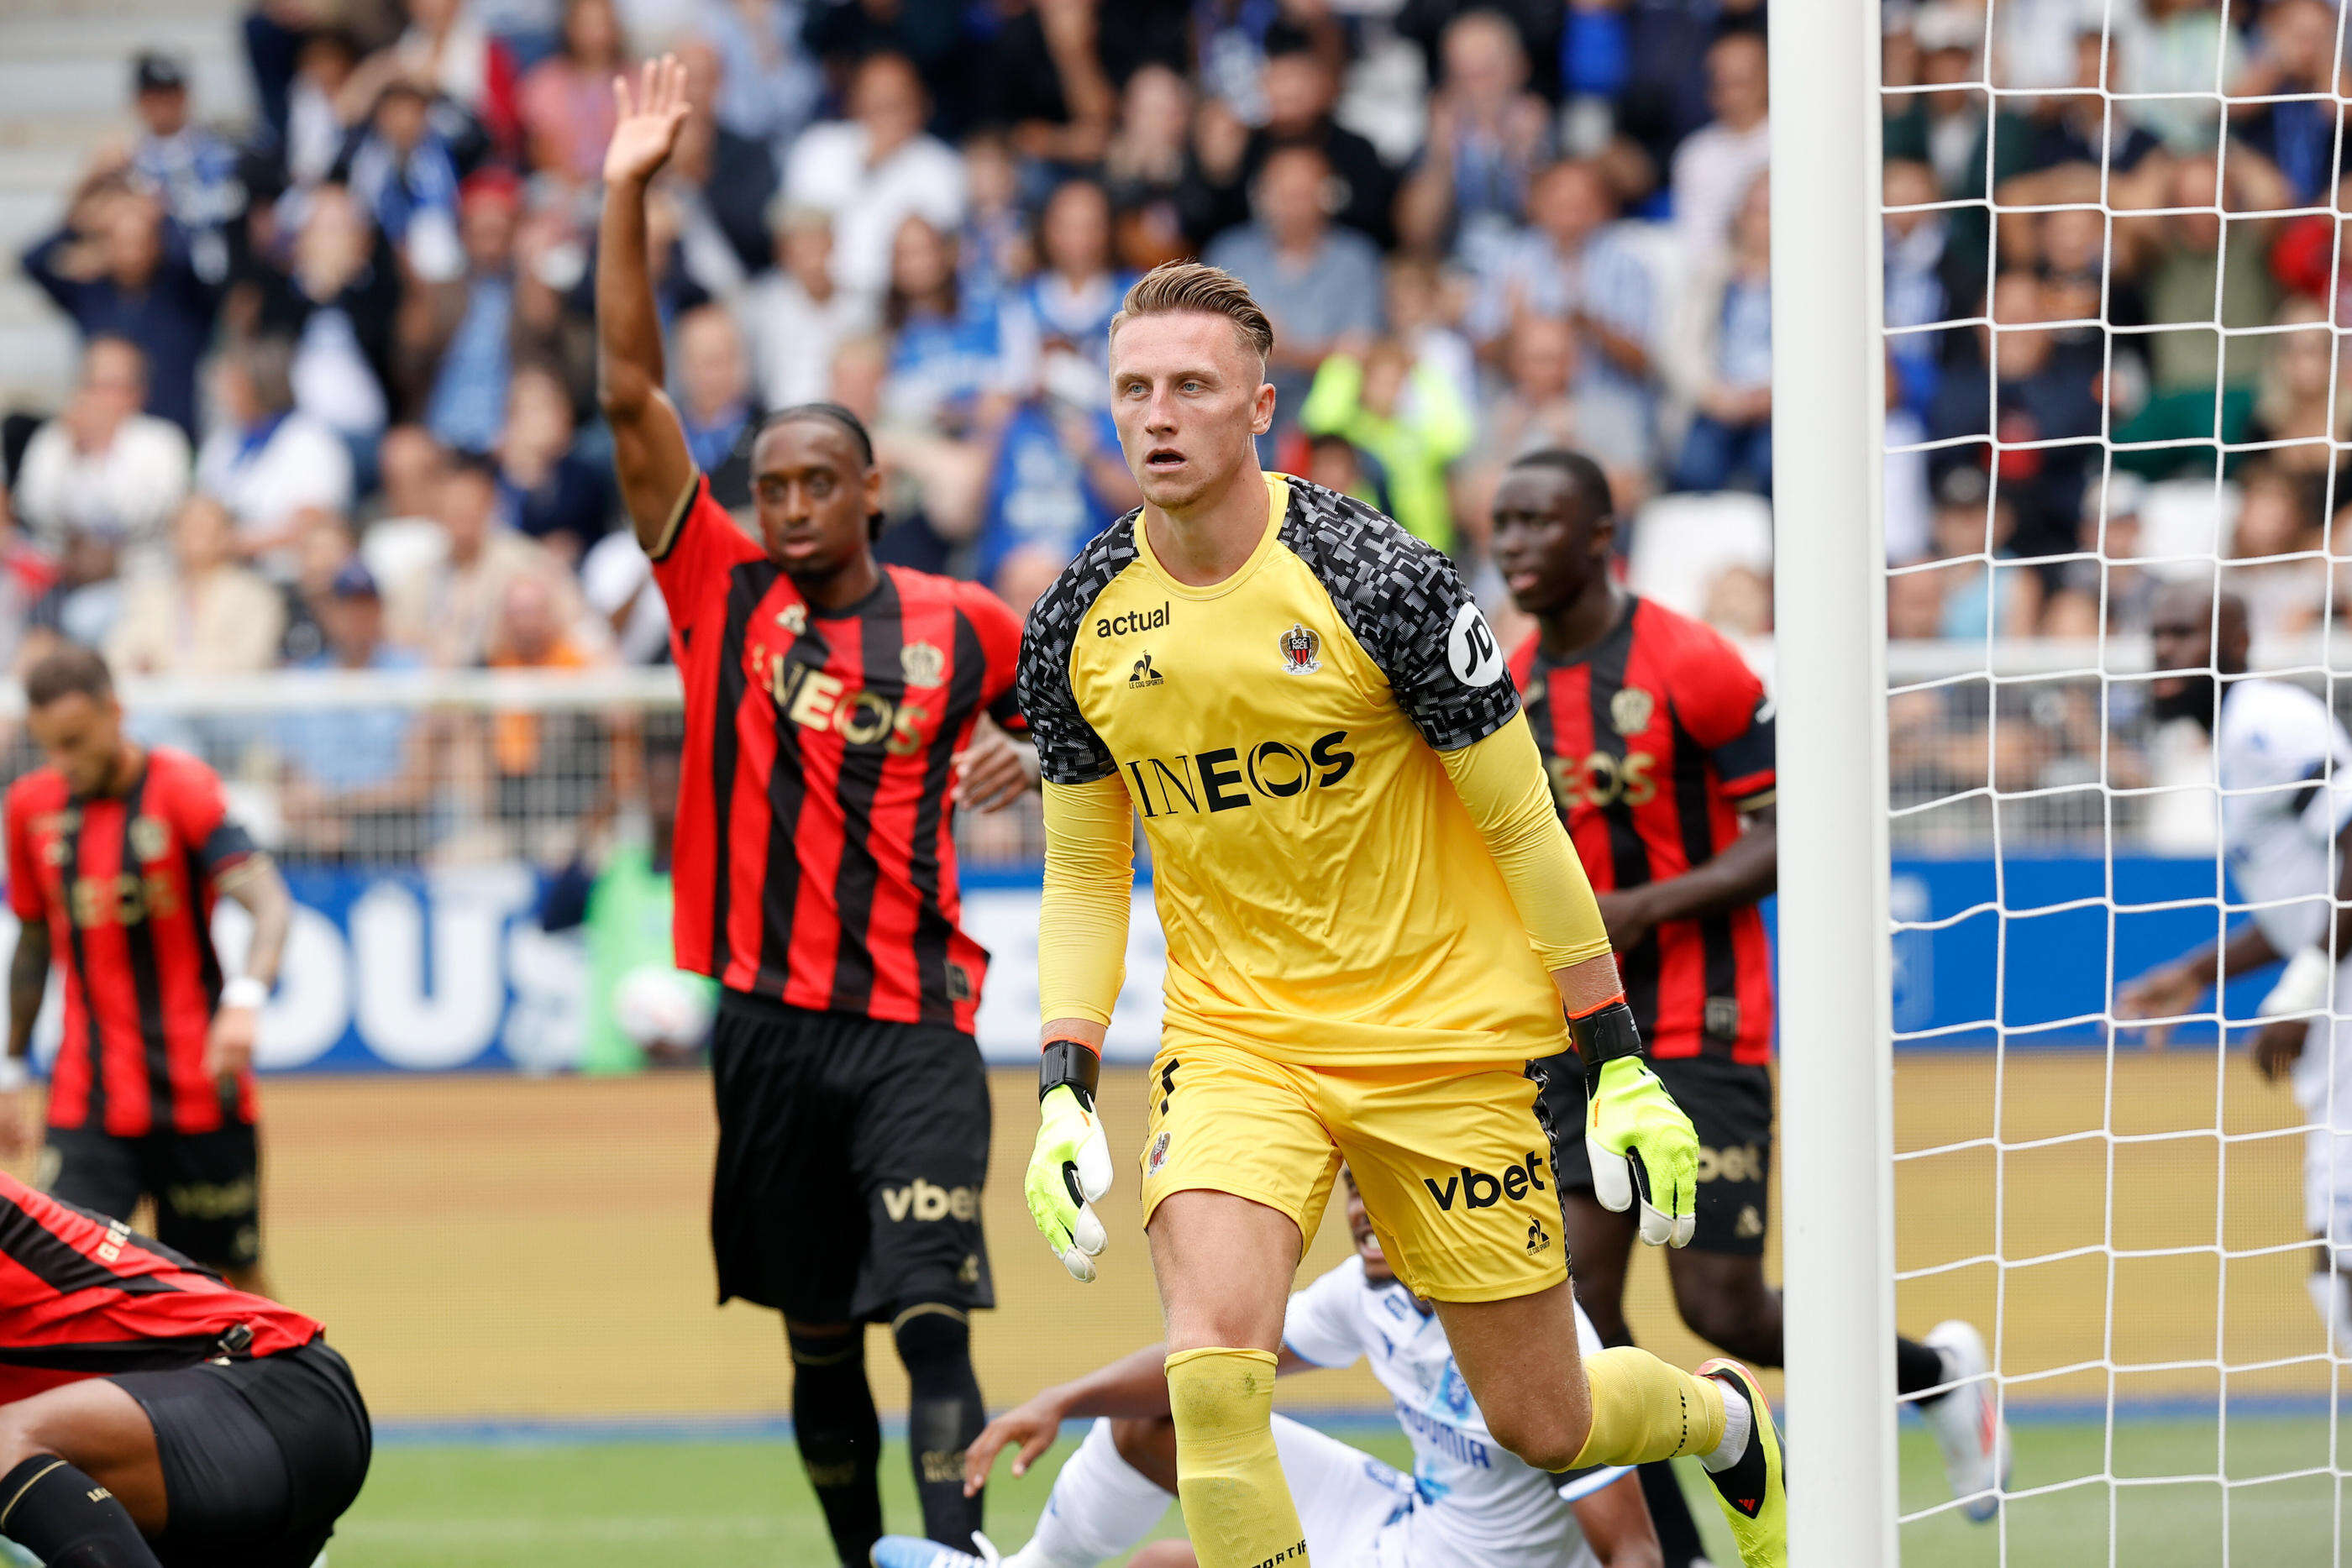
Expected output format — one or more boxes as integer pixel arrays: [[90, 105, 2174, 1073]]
[[4, 0, 2349, 851]]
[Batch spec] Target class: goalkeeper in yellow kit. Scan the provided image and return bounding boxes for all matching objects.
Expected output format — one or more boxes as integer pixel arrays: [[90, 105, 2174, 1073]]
[[1011, 260, 1787, 1568]]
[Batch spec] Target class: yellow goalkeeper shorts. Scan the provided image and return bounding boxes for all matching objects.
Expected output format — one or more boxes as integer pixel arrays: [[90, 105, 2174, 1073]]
[[1134, 1041, 1569, 1303]]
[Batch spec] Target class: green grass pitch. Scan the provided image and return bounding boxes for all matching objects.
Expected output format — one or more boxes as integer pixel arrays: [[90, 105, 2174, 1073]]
[[327, 1413, 2342, 1565]]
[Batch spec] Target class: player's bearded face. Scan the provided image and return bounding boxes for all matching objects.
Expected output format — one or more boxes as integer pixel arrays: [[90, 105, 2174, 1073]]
[[1109, 312, 1273, 512], [28, 693, 126, 797]]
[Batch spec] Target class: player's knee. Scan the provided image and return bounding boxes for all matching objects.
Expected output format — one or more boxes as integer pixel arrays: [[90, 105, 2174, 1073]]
[[1109, 1414, 1174, 1472], [0, 1405, 60, 1476], [1483, 1396, 1592, 1473], [890, 1302, 975, 1388], [1672, 1270, 1779, 1360]]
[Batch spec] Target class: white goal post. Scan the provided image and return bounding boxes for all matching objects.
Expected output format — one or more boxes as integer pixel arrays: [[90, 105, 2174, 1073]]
[[1772, 0, 1900, 1563]]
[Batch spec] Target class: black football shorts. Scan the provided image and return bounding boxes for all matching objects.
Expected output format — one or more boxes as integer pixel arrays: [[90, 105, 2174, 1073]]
[[1537, 1051, 1776, 1256], [40, 1122, 260, 1272], [111, 1339, 372, 1568], [709, 994, 995, 1323]]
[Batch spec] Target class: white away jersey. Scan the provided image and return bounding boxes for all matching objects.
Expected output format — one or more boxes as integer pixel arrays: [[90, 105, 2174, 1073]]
[[2214, 679, 2352, 959], [1282, 1256, 1621, 1568]]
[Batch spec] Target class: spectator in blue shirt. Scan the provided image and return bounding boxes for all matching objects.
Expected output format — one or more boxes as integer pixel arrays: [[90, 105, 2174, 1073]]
[[423, 171, 524, 454], [1001, 177, 1135, 393], [881, 215, 1011, 438], [975, 358, 1138, 611], [275, 559, 438, 865], [21, 170, 216, 438], [128, 53, 245, 286]]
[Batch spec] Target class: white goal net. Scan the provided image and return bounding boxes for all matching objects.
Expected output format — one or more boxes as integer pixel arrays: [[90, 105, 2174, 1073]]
[[1856, 0, 2352, 1560]]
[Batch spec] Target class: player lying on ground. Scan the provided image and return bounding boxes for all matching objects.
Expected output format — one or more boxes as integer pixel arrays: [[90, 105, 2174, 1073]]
[[1493, 448, 2009, 1538], [599, 57, 1040, 1564], [873, 1168, 1662, 1568], [0, 1169, 369, 1568], [2119, 585, 2352, 1348], [1016, 260, 1786, 1568], [3, 647, 294, 1296]]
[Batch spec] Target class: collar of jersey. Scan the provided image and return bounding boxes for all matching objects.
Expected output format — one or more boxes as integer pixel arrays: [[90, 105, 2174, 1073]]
[[1131, 473, 1291, 601]]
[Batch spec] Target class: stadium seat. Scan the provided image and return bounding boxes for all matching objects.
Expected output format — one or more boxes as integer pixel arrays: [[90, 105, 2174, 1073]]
[[1625, 491, 1774, 621]]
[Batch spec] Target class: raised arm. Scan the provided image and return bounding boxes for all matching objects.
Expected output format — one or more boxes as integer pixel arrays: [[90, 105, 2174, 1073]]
[[596, 55, 696, 549]]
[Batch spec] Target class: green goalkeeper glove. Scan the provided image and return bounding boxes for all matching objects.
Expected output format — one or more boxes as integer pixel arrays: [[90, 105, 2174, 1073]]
[[1571, 1003, 1698, 1248], [1027, 1042, 1113, 1282]]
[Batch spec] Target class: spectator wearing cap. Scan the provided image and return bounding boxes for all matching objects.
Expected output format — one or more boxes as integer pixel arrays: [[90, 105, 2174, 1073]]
[[107, 496, 286, 678], [784, 52, 967, 298], [20, 162, 216, 438], [275, 556, 438, 867], [335, 77, 468, 281], [128, 52, 244, 284], [13, 337, 192, 565], [1205, 144, 1384, 438], [193, 334, 358, 564], [739, 206, 878, 413], [421, 169, 524, 454], [386, 451, 589, 668], [1924, 465, 2038, 640]]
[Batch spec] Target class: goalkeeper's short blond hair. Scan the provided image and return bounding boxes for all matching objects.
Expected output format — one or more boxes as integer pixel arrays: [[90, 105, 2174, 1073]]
[[1110, 261, 1275, 370]]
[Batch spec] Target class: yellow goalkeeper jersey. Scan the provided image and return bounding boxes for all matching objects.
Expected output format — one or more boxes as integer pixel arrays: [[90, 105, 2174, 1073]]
[[1016, 475, 1588, 1067]]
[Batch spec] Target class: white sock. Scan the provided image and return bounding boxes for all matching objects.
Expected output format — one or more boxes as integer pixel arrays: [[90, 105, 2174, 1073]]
[[2309, 1272, 2352, 1355], [1699, 1377, 1755, 1474], [1002, 1419, 1174, 1568]]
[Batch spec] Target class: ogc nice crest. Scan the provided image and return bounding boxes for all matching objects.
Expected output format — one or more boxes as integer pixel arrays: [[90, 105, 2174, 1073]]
[[1278, 623, 1320, 675]]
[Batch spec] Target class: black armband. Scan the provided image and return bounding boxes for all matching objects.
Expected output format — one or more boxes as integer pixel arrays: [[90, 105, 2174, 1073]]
[[1567, 1000, 1645, 1093], [1039, 1038, 1101, 1109]]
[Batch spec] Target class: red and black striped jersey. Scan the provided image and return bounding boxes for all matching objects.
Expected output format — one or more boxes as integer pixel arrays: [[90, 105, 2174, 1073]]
[[1510, 597, 1776, 1065], [0, 1171, 318, 1405], [5, 747, 256, 1136], [652, 475, 1026, 1033]]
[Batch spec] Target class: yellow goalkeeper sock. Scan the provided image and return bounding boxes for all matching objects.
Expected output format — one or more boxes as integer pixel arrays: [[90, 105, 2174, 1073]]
[[1570, 1345, 1731, 1468], [1164, 1346, 1309, 1568]]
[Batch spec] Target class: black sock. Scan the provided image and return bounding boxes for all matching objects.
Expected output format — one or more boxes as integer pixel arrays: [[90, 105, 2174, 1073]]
[[0, 1455, 162, 1568], [894, 1303, 986, 1545], [1897, 1335, 1952, 1407], [787, 1327, 882, 1565]]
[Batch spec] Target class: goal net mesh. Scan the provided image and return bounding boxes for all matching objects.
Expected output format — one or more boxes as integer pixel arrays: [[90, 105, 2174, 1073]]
[[1880, 0, 2349, 1557]]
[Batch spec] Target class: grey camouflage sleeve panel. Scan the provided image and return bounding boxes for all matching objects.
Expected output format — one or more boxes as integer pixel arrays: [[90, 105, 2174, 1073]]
[[1016, 516, 1139, 785], [1278, 478, 1521, 751]]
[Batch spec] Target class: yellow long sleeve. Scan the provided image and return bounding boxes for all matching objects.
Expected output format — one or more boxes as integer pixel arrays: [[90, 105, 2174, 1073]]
[[1437, 711, 1614, 973], [1037, 776, 1137, 1025]]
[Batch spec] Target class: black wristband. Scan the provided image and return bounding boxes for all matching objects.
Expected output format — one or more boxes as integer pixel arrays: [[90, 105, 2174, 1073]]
[[1039, 1038, 1100, 1109], [1566, 1001, 1645, 1093]]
